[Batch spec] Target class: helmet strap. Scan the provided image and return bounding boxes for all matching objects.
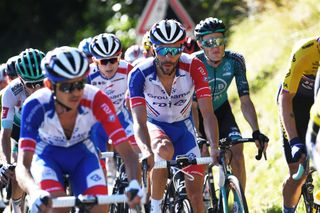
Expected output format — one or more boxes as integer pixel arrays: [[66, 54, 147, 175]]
[[155, 58, 175, 76], [52, 84, 72, 113]]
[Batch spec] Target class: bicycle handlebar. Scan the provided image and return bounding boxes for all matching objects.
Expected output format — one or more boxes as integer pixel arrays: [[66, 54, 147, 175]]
[[52, 194, 128, 208], [153, 157, 212, 169], [100, 151, 143, 159]]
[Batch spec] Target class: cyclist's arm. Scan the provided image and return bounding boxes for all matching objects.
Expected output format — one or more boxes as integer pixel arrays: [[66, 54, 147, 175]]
[[279, 91, 298, 140], [197, 97, 219, 149], [239, 94, 259, 131], [131, 104, 152, 157], [16, 149, 39, 194], [191, 101, 201, 136], [0, 128, 12, 164]]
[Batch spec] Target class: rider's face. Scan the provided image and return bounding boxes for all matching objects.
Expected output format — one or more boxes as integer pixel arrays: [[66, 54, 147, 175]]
[[94, 55, 120, 79], [200, 32, 225, 63], [154, 43, 183, 76], [55, 77, 85, 110]]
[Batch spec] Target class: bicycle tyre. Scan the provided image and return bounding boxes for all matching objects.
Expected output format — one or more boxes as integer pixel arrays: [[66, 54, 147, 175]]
[[162, 180, 175, 213], [225, 175, 248, 213], [175, 198, 192, 213]]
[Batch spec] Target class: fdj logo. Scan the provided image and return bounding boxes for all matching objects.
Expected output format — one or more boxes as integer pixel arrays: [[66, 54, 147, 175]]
[[153, 100, 187, 107]]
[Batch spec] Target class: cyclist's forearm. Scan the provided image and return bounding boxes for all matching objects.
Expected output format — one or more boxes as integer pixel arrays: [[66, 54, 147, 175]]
[[203, 114, 219, 149], [0, 130, 12, 164], [133, 123, 152, 154], [279, 93, 299, 140], [240, 95, 259, 131]]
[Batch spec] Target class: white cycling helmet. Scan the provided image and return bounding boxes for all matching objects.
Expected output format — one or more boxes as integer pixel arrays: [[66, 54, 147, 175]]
[[124, 45, 144, 63], [150, 19, 186, 45], [89, 33, 122, 59], [41, 46, 89, 83]]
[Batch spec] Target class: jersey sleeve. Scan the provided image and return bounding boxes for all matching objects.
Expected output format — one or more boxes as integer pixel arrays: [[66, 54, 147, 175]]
[[92, 90, 128, 146], [1, 87, 18, 129], [231, 52, 250, 97], [19, 99, 44, 152], [282, 39, 319, 94], [128, 68, 146, 108], [190, 58, 211, 100]]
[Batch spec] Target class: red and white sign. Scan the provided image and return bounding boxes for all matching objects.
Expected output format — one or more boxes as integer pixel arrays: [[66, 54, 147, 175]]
[[136, 0, 195, 37]]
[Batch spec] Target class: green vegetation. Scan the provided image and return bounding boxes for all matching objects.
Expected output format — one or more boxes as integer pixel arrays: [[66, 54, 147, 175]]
[[226, 0, 320, 211]]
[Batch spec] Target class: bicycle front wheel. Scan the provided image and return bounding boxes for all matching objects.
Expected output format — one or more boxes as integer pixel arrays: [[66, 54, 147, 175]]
[[175, 198, 192, 213], [225, 175, 248, 213]]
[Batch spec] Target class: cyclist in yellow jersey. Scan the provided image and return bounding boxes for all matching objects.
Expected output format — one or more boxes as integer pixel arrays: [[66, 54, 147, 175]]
[[277, 36, 320, 213]]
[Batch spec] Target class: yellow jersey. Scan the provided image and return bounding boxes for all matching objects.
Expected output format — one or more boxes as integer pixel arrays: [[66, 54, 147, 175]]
[[282, 37, 320, 96]]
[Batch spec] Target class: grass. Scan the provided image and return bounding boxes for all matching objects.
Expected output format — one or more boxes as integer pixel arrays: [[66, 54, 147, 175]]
[[223, 0, 320, 211]]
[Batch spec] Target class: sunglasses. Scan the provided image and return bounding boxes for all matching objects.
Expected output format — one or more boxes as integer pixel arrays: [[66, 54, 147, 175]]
[[155, 46, 183, 56], [23, 80, 44, 89], [201, 37, 226, 48], [99, 57, 119, 65], [56, 79, 86, 93]]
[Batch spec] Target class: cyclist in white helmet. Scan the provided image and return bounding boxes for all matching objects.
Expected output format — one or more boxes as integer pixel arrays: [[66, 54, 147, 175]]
[[0, 48, 45, 213], [128, 19, 219, 213], [15, 46, 142, 212], [78, 37, 93, 64]]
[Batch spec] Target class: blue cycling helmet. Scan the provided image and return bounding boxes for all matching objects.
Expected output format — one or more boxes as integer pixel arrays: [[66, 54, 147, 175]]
[[78, 37, 93, 56], [41, 46, 89, 83]]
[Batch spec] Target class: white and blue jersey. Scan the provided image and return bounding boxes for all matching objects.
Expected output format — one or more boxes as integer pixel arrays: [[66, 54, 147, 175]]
[[19, 85, 128, 195], [87, 61, 136, 146], [128, 54, 211, 173]]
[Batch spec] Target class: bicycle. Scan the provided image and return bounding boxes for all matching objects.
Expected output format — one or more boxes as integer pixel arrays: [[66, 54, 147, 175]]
[[292, 157, 317, 213], [153, 155, 214, 213], [198, 137, 268, 213], [100, 151, 148, 213]]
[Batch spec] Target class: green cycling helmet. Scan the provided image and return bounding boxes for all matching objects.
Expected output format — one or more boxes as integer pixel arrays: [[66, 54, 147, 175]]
[[15, 48, 45, 82]]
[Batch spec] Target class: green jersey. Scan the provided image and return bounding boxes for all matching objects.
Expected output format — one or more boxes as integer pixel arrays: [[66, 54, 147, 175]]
[[194, 50, 250, 110]]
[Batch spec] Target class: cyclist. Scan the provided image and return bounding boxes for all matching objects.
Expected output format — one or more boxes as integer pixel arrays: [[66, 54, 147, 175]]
[[128, 19, 219, 213], [141, 30, 154, 58], [193, 17, 268, 191], [15, 46, 142, 213], [0, 64, 8, 90], [124, 44, 144, 66], [88, 33, 138, 147], [183, 36, 200, 54], [306, 70, 320, 172], [0, 48, 45, 213], [278, 36, 320, 212], [78, 37, 93, 64]]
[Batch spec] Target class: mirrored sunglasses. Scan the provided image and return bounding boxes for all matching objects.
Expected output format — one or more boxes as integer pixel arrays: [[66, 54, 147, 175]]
[[201, 37, 226, 48], [56, 79, 86, 93], [155, 46, 183, 56], [23, 80, 44, 89], [99, 57, 119, 65]]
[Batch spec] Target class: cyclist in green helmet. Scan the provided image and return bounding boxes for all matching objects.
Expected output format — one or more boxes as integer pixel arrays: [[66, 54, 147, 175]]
[[0, 48, 45, 213]]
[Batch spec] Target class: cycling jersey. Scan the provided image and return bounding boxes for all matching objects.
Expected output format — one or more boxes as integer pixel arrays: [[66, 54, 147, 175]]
[[19, 85, 128, 194], [1, 78, 27, 129], [19, 85, 127, 151], [193, 50, 249, 110], [87, 60, 133, 115], [87, 61, 136, 146], [129, 54, 211, 123], [281, 37, 320, 97]]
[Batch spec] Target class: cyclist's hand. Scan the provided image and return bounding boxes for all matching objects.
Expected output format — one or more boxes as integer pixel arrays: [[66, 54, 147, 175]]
[[0, 164, 14, 187], [289, 137, 306, 162], [210, 148, 219, 165], [125, 179, 144, 209], [252, 130, 269, 160], [29, 189, 51, 213]]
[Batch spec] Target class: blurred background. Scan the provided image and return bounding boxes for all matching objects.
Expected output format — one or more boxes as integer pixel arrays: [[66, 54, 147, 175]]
[[0, 0, 319, 212]]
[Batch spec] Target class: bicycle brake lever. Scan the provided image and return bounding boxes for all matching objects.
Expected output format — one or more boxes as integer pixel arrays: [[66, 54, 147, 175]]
[[255, 148, 263, 160]]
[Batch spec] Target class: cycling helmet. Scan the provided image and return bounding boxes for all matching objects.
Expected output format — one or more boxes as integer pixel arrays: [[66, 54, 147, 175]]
[[15, 48, 45, 82], [89, 33, 122, 59], [194, 17, 226, 40], [6, 56, 19, 78], [124, 45, 144, 63], [78, 37, 93, 56], [142, 31, 152, 51], [0, 64, 7, 81], [41, 46, 89, 83], [150, 19, 186, 45], [183, 36, 200, 54]]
